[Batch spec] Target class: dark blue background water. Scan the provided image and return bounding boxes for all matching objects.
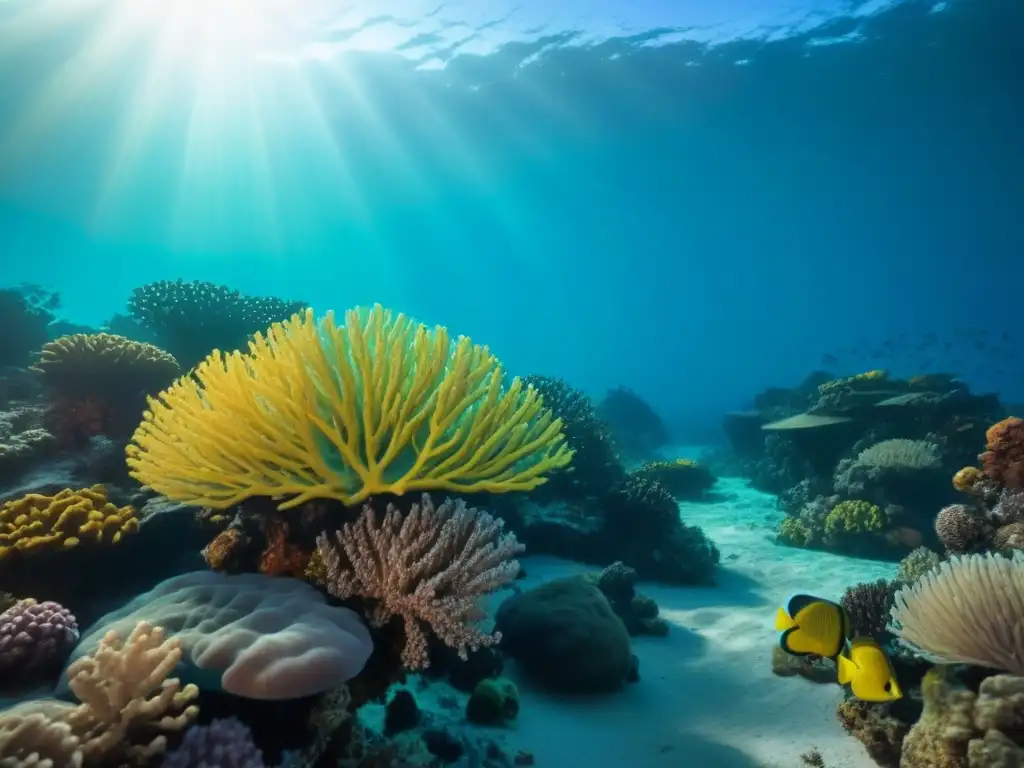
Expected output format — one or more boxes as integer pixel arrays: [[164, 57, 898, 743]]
[[1, 0, 1020, 440]]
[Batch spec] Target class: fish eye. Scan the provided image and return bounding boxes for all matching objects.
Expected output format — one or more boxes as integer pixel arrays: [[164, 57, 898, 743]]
[[884, 682, 892, 692]]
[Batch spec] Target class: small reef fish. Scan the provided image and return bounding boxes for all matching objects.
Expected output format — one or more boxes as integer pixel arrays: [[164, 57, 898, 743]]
[[774, 594, 850, 659], [837, 637, 903, 702]]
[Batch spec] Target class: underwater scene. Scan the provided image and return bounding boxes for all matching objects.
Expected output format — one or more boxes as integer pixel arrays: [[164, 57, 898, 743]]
[[1, 0, 1022, 766]]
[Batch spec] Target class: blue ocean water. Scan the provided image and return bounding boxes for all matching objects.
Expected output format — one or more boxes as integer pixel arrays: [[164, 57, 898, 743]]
[[2, 0, 1020, 440], [1, 2, 1023, 766]]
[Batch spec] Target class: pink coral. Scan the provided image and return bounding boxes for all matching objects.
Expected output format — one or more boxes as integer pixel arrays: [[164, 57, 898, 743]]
[[316, 495, 525, 670], [0, 598, 79, 675]]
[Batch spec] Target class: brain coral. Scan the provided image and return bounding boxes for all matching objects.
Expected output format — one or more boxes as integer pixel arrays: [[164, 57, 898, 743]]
[[66, 571, 373, 700]]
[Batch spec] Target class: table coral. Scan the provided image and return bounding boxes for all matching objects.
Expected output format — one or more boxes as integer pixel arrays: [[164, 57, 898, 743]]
[[0, 485, 139, 559]]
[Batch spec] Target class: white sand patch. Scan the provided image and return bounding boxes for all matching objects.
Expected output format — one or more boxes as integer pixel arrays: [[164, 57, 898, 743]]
[[371, 474, 899, 767]]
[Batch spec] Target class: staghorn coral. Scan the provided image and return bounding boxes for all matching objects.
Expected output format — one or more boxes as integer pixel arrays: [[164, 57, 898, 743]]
[[825, 499, 885, 537], [0, 621, 198, 766], [0, 598, 79, 676], [128, 306, 573, 510], [127, 279, 307, 370], [0, 710, 81, 768], [64, 622, 199, 763], [980, 417, 1024, 490], [889, 551, 1024, 673], [841, 578, 899, 644], [314, 495, 524, 670], [0, 485, 139, 560]]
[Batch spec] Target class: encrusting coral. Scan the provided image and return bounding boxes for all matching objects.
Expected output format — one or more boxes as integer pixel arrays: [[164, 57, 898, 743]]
[[0, 621, 198, 766], [127, 305, 573, 509], [314, 494, 524, 669], [0, 484, 139, 560], [633, 458, 716, 499]]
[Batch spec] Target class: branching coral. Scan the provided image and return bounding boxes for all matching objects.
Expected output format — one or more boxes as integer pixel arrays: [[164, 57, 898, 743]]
[[128, 306, 573, 509], [522, 375, 624, 500], [0, 621, 198, 766], [314, 495, 524, 669], [127, 279, 307, 369], [980, 417, 1024, 490], [0, 485, 139, 560]]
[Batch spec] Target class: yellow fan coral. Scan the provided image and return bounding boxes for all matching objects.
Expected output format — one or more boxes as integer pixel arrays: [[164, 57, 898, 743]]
[[0, 485, 139, 559], [127, 305, 573, 510]]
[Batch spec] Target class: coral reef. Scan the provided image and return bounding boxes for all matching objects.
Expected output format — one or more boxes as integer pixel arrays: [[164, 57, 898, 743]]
[[31, 333, 180, 442], [633, 458, 717, 499], [0, 484, 138, 560], [161, 717, 266, 768], [840, 578, 898, 644], [314, 495, 523, 669], [126, 279, 306, 369], [0, 621, 198, 765], [0, 597, 79, 677], [127, 306, 572, 508], [521, 374, 625, 501], [979, 416, 1024, 490]]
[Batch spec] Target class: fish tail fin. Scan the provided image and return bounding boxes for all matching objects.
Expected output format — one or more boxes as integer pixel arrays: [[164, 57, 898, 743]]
[[836, 654, 855, 685], [774, 607, 795, 632]]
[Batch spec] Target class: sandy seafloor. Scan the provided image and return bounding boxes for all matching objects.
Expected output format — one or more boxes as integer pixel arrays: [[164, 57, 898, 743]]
[[364, 472, 899, 768]]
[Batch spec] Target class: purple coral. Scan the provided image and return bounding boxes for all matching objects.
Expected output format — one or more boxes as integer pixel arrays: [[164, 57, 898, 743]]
[[0, 598, 79, 675], [162, 717, 265, 768]]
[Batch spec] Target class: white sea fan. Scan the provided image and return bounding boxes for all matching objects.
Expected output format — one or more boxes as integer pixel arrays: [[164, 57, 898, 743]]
[[888, 550, 1024, 674]]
